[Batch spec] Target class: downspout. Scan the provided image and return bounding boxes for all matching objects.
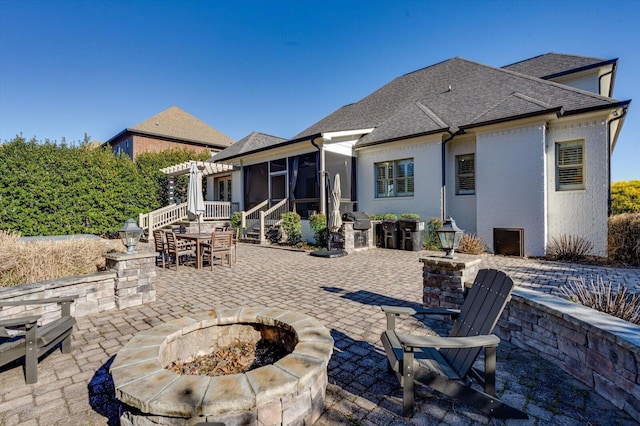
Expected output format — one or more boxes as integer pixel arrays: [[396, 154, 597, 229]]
[[441, 129, 464, 219], [606, 106, 629, 215]]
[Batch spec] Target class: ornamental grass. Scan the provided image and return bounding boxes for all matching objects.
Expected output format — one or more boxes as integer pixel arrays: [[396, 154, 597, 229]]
[[608, 213, 640, 266], [560, 276, 640, 325], [0, 230, 117, 288]]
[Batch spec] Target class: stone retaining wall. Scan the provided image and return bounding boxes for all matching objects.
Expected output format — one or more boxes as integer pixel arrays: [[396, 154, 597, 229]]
[[0, 251, 157, 323], [495, 287, 640, 422]]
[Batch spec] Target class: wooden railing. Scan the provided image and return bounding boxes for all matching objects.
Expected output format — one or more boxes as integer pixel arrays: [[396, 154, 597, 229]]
[[139, 201, 234, 233], [241, 200, 269, 237], [241, 199, 289, 244]]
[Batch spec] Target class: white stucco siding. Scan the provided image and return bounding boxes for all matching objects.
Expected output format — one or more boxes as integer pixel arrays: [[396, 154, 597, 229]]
[[445, 138, 477, 233], [547, 118, 609, 257], [476, 124, 547, 256], [357, 136, 442, 219]]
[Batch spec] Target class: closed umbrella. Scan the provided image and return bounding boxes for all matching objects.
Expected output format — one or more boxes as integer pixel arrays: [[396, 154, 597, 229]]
[[187, 162, 205, 233], [329, 173, 342, 232]]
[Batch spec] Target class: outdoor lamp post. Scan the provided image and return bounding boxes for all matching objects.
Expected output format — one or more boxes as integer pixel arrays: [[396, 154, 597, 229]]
[[436, 216, 464, 259], [119, 219, 143, 254]]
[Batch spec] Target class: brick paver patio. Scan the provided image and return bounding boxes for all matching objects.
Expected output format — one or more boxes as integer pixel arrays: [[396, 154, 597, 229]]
[[1, 245, 638, 425]]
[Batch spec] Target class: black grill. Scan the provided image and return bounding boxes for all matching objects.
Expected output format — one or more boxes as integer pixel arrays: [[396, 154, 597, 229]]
[[342, 212, 371, 230]]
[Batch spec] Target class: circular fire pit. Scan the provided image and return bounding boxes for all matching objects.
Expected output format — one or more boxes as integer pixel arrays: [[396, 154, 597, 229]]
[[110, 306, 334, 425]]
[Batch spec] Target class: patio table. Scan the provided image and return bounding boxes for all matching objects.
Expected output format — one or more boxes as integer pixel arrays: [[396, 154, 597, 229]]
[[175, 233, 211, 269]]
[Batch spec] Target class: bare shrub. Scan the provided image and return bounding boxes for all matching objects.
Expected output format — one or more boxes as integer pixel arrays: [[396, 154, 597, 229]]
[[0, 230, 118, 288], [457, 233, 487, 255], [546, 234, 594, 262], [608, 213, 640, 266], [560, 276, 640, 325]]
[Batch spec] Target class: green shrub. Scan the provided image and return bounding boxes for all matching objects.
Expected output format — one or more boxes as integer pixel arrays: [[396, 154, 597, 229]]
[[280, 212, 302, 245], [399, 213, 421, 219], [611, 180, 640, 215], [560, 276, 640, 325], [457, 233, 487, 255], [369, 213, 398, 220], [608, 213, 640, 266], [423, 217, 443, 250], [546, 234, 594, 262], [230, 212, 242, 229], [308, 213, 328, 247]]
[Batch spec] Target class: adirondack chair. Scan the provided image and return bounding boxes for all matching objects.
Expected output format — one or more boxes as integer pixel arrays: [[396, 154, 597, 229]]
[[380, 269, 527, 419], [0, 296, 77, 384]]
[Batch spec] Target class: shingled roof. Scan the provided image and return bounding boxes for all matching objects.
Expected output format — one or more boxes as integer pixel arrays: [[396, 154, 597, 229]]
[[214, 131, 287, 162], [292, 57, 627, 147], [107, 106, 235, 148], [502, 53, 616, 79]]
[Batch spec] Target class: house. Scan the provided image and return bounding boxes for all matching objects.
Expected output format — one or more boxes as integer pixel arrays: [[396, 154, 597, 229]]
[[213, 53, 631, 257], [104, 106, 235, 160]]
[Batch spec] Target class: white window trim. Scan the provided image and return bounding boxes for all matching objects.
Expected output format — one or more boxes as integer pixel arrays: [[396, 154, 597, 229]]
[[375, 158, 414, 198], [556, 140, 585, 191]]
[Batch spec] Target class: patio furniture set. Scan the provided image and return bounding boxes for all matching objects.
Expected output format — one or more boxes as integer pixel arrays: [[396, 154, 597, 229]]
[[153, 227, 238, 270]]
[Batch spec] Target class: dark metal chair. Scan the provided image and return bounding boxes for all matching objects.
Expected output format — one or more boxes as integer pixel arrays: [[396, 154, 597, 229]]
[[380, 269, 527, 419], [0, 296, 77, 384]]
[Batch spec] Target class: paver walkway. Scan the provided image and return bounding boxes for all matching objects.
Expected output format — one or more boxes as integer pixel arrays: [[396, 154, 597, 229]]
[[1, 245, 638, 425]]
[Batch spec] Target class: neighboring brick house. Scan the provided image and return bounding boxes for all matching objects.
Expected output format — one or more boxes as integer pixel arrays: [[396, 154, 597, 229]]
[[104, 106, 235, 159], [213, 53, 631, 257]]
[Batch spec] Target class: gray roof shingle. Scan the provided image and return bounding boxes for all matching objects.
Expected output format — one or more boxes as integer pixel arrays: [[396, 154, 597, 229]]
[[213, 131, 287, 162], [293, 57, 625, 147], [501, 52, 614, 79], [109, 106, 235, 148]]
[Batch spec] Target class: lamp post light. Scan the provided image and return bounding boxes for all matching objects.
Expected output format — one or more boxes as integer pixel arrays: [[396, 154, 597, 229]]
[[119, 219, 143, 254], [436, 216, 464, 259]]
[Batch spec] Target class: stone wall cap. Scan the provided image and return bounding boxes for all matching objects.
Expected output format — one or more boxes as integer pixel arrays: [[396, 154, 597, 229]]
[[104, 250, 156, 261], [513, 287, 640, 350], [420, 254, 482, 268]]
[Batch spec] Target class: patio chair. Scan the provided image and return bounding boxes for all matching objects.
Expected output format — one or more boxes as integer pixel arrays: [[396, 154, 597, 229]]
[[153, 229, 168, 268], [201, 231, 233, 269], [0, 296, 77, 384], [380, 269, 528, 419], [165, 231, 196, 270]]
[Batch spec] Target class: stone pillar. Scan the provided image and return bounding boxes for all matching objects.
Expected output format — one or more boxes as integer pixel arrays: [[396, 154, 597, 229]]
[[104, 251, 157, 309], [421, 254, 481, 309]]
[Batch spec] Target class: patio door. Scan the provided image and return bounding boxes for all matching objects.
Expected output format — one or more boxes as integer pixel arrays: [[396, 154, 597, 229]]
[[215, 176, 232, 202]]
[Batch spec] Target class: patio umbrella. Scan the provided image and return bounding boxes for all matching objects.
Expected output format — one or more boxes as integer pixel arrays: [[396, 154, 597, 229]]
[[187, 162, 205, 233], [328, 173, 342, 232]]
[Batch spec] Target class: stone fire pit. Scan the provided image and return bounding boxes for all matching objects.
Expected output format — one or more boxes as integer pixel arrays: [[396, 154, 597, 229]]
[[110, 306, 334, 425]]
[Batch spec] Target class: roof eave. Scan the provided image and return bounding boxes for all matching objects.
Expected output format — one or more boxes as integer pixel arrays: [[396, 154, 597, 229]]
[[459, 107, 564, 131], [542, 58, 618, 80], [214, 133, 322, 162], [561, 100, 631, 117], [354, 127, 450, 149], [105, 128, 230, 150]]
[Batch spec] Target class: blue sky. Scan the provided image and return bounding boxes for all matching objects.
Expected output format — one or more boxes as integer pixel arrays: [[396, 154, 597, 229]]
[[1, 0, 638, 181]]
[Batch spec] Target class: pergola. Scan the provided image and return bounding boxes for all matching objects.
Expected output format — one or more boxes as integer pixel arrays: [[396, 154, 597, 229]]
[[159, 160, 235, 204]]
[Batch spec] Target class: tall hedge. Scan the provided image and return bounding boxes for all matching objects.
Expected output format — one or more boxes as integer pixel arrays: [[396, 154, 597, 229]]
[[0, 136, 208, 237]]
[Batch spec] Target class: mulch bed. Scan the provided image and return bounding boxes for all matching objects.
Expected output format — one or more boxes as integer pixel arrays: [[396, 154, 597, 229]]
[[166, 340, 290, 376]]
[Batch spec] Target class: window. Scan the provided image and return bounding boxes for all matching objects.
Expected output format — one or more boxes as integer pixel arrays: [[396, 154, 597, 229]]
[[375, 159, 414, 198], [556, 140, 585, 191], [456, 154, 475, 195]]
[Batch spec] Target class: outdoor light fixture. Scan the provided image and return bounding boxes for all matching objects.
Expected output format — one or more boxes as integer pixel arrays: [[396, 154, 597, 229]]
[[436, 216, 464, 259], [119, 219, 143, 254]]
